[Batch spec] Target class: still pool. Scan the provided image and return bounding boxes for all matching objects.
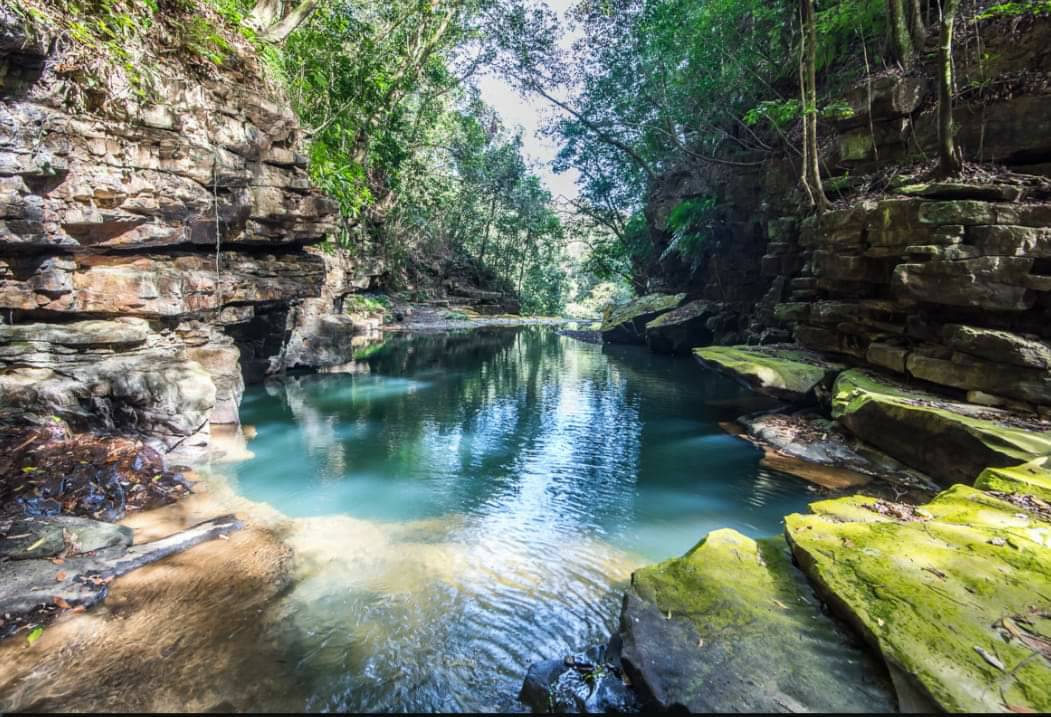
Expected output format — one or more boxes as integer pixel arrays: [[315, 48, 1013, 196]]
[[220, 328, 819, 711]]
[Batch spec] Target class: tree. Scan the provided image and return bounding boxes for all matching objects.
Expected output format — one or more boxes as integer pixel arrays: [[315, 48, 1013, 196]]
[[886, 0, 914, 68], [937, 0, 963, 176], [799, 0, 829, 211]]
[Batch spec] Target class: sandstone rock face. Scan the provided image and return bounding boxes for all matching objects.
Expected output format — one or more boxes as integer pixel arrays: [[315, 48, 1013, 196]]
[[0, 12, 356, 446]]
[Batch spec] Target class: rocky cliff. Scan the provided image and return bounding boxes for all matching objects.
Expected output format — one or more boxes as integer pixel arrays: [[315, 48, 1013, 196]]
[[642, 12, 1051, 414], [0, 8, 375, 454]]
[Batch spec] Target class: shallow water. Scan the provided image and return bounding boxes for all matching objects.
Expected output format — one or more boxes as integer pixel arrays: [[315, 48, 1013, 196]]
[[216, 328, 819, 712]]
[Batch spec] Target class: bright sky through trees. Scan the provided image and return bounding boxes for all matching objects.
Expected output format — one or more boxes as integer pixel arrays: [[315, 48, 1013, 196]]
[[477, 0, 581, 201]]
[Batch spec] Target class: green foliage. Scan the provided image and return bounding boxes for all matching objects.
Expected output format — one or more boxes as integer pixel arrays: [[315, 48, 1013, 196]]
[[344, 294, 391, 315], [976, 1, 1051, 20], [661, 197, 716, 268], [744, 99, 801, 129]]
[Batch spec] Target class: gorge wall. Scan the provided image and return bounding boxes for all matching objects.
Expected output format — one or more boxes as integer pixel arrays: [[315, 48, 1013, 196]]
[[644, 11, 1051, 413], [0, 9, 377, 454]]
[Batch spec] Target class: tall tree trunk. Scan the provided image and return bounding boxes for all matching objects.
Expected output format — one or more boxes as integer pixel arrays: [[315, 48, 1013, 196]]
[[887, 0, 914, 68], [800, 0, 829, 211], [909, 0, 928, 48], [478, 195, 498, 265], [938, 0, 963, 177]]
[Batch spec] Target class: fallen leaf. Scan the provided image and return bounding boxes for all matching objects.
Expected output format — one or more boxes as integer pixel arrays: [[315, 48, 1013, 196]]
[[54, 571, 67, 582], [52, 596, 70, 609], [1005, 704, 1037, 714], [25, 626, 43, 646], [50, 557, 64, 565]]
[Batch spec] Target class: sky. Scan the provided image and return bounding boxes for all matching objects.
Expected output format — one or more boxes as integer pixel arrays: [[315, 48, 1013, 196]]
[[475, 0, 582, 202]]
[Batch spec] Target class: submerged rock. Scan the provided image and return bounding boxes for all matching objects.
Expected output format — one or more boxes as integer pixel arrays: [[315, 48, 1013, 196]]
[[785, 465, 1051, 713], [520, 642, 637, 713], [617, 529, 895, 713], [831, 369, 1051, 486], [600, 293, 686, 345], [693, 345, 844, 402]]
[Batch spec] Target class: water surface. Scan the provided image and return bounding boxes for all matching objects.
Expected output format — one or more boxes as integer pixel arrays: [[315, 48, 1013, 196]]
[[223, 328, 818, 711]]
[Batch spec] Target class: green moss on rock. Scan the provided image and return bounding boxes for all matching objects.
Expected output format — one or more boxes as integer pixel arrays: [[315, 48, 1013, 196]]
[[620, 529, 895, 712], [975, 457, 1051, 502], [831, 369, 1051, 485], [786, 479, 1051, 713], [693, 346, 843, 402], [601, 293, 686, 345]]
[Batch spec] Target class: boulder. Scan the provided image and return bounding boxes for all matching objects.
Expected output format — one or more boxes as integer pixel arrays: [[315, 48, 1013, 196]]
[[618, 529, 895, 713], [693, 345, 844, 402], [831, 369, 1051, 485], [600, 293, 686, 345], [943, 324, 1051, 370], [785, 476, 1051, 713], [519, 643, 636, 714], [644, 299, 718, 354]]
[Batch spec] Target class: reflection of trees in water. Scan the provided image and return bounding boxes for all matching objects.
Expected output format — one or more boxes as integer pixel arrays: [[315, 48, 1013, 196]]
[[256, 328, 760, 536]]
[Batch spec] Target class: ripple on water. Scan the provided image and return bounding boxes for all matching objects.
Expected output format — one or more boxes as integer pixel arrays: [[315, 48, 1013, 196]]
[[0, 328, 821, 713]]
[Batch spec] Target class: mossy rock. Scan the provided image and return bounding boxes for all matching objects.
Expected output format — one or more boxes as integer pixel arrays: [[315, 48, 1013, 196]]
[[785, 479, 1051, 713], [831, 369, 1051, 486], [644, 299, 718, 355], [600, 293, 686, 345], [619, 529, 894, 712], [975, 457, 1051, 502], [693, 345, 844, 402]]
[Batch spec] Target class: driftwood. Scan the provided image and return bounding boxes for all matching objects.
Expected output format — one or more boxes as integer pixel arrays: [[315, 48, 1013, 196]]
[[0, 514, 242, 639]]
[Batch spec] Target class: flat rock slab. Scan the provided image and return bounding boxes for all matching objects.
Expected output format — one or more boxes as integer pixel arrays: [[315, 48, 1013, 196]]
[[738, 413, 936, 492], [618, 528, 895, 713], [644, 299, 719, 355], [0, 515, 132, 560], [600, 293, 686, 345], [831, 369, 1051, 486], [693, 345, 845, 402], [785, 464, 1051, 713]]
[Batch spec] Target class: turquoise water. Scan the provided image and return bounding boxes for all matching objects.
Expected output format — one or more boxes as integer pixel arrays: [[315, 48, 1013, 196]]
[[225, 328, 819, 711]]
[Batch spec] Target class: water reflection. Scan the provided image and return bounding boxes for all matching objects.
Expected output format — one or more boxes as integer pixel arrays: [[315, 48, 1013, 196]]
[[224, 328, 817, 711]]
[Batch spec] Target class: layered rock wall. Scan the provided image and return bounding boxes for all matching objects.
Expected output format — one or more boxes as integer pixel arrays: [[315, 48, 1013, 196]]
[[0, 9, 363, 450], [647, 14, 1051, 412]]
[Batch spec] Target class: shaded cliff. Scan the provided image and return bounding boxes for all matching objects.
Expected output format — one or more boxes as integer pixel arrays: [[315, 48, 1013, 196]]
[[638, 11, 1051, 414]]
